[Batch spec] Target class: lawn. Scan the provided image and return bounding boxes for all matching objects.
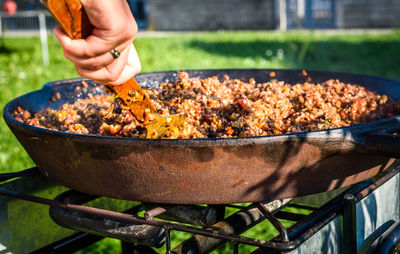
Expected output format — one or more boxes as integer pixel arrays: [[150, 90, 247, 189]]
[[1, 30, 400, 253]]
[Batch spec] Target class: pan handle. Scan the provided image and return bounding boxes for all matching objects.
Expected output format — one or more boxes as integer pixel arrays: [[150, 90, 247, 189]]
[[0, 167, 40, 183], [362, 131, 400, 158]]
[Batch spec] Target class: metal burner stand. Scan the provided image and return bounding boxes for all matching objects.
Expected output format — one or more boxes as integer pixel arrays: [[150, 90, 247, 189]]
[[1, 166, 400, 253]]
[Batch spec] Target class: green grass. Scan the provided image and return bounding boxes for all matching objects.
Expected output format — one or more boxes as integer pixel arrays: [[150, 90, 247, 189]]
[[1, 30, 400, 253]]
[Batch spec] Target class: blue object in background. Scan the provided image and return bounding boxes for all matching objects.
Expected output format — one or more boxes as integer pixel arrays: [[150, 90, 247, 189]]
[[127, 0, 147, 29], [286, 0, 335, 29]]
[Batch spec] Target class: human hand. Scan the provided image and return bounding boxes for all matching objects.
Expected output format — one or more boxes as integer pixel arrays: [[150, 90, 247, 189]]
[[53, 0, 141, 85]]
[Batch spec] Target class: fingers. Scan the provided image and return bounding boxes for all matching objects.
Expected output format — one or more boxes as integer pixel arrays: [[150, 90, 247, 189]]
[[53, 0, 141, 85], [63, 40, 133, 70], [53, 0, 137, 59], [54, 27, 133, 60], [75, 44, 129, 83], [75, 44, 141, 84], [107, 45, 142, 85]]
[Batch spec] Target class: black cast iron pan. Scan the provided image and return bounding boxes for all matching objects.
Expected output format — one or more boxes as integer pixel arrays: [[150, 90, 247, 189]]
[[3, 69, 400, 204]]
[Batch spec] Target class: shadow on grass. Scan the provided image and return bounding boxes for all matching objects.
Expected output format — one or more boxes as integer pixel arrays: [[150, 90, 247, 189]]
[[0, 43, 12, 54], [0, 37, 43, 56], [188, 38, 400, 79]]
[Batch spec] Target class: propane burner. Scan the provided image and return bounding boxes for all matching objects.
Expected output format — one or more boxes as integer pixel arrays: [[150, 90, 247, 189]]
[[48, 190, 291, 253], [1, 166, 400, 253]]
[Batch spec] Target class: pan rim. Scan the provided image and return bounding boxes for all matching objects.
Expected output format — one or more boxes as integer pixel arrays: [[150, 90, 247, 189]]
[[4, 68, 400, 146]]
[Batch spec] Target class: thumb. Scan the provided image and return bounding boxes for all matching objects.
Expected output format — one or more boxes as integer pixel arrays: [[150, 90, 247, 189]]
[[107, 44, 142, 85], [53, 27, 73, 48]]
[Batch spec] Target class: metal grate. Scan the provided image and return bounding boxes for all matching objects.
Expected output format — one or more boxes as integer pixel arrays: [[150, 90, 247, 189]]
[[1, 166, 400, 253]]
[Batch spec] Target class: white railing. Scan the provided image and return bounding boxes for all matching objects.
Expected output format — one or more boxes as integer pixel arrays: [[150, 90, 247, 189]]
[[0, 11, 55, 66]]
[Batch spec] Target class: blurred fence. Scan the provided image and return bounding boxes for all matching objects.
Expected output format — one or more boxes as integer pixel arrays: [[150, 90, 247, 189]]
[[1, 0, 146, 33], [0, 0, 147, 65], [0, 11, 55, 65], [0, 10, 57, 34]]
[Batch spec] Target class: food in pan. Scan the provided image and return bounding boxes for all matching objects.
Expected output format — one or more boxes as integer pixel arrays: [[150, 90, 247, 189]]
[[13, 72, 400, 139]]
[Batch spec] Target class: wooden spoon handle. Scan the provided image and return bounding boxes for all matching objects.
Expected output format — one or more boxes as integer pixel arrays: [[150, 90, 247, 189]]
[[41, 0, 93, 39]]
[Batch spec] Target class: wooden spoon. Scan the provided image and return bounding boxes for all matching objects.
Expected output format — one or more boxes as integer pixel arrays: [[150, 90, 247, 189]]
[[42, 0, 185, 138], [42, 0, 153, 121]]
